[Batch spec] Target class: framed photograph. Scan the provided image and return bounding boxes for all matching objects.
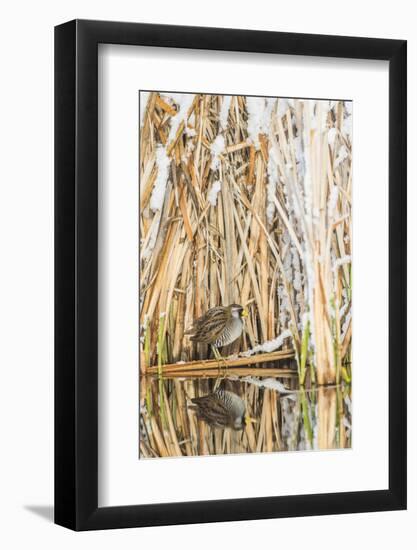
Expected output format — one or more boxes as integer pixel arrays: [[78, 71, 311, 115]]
[[55, 20, 407, 530]]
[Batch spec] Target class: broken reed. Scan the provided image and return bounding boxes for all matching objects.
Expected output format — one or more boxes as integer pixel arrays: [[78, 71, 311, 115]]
[[146, 348, 296, 378], [139, 92, 352, 385]]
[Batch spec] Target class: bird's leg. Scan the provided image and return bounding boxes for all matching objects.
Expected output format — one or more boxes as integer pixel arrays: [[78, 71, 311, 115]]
[[211, 345, 228, 366], [211, 344, 220, 361], [211, 345, 222, 387], [211, 345, 228, 381]]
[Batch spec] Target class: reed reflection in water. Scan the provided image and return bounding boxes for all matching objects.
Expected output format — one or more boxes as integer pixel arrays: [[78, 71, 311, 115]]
[[139, 376, 352, 458]]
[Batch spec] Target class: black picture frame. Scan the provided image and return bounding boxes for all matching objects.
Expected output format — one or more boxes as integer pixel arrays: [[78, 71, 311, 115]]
[[55, 19, 407, 531]]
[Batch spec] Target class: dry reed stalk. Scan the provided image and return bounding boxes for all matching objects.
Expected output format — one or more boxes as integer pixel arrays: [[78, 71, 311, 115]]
[[149, 416, 170, 457], [264, 390, 273, 452], [146, 367, 296, 379], [161, 385, 182, 456], [317, 386, 338, 449], [146, 349, 295, 374], [173, 380, 193, 455], [337, 386, 347, 449], [271, 394, 283, 451]]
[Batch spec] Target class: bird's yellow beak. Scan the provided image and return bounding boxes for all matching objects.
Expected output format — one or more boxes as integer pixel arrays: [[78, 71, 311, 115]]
[[241, 308, 249, 318], [245, 415, 257, 425]]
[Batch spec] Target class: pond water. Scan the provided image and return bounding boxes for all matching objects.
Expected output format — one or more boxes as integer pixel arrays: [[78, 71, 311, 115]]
[[139, 375, 352, 458]]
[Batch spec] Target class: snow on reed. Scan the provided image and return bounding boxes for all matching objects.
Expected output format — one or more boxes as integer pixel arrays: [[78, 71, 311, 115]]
[[246, 97, 264, 147], [185, 127, 197, 137], [301, 103, 314, 225], [141, 213, 161, 260], [140, 91, 150, 128], [341, 310, 352, 341], [267, 145, 279, 223], [167, 93, 194, 143], [333, 255, 352, 272], [210, 134, 225, 171], [150, 145, 170, 212], [246, 97, 276, 148], [300, 104, 317, 356], [241, 377, 296, 396], [264, 98, 277, 130], [292, 246, 303, 293], [327, 127, 338, 147], [339, 301, 350, 319], [207, 180, 222, 206], [278, 98, 289, 118], [344, 102, 353, 140], [277, 284, 289, 328], [219, 95, 232, 129], [241, 329, 292, 357], [293, 135, 305, 180], [327, 185, 339, 219], [334, 144, 349, 168]]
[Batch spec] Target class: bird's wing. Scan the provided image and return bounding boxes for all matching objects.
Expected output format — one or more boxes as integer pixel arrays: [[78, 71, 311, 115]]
[[191, 394, 229, 412], [190, 394, 231, 425], [186, 307, 228, 343]]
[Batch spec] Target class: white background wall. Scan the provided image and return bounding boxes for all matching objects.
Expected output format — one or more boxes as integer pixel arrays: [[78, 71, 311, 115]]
[[0, 1, 414, 548]]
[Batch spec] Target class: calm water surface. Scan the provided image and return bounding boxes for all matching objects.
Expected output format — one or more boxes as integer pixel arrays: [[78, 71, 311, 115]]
[[139, 375, 352, 458]]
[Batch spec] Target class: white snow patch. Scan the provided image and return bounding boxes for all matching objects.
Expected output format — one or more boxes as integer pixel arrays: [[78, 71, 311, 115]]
[[293, 136, 303, 162], [334, 144, 349, 168], [167, 94, 194, 143], [141, 214, 161, 260], [185, 127, 197, 137], [327, 127, 337, 147], [207, 180, 222, 206], [150, 145, 170, 212], [241, 329, 292, 357], [246, 97, 276, 148], [264, 98, 277, 131], [343, 114, 352, 140], [242, 377, 296, 395], [341, 310, 352, 341], [210, 134, 225, 171], [333, 255, 352, 272], [292, 247, 303, 292], [266, 145, 279, 223], [219, 95, 232, 129], [246, 97, 264, 147], [308, 100, 317, 130], [327, 185, 339, 219], [278, 98, 289, 118]]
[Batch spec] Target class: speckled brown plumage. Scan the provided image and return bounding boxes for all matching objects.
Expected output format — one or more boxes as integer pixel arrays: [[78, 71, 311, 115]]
[[190, 389, 247, 430], [185, 304, 246, 347]]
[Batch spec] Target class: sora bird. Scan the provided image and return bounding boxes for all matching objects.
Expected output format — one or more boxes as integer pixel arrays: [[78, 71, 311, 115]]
[[190, 389, 256, 430], [185, 304, 248, 361]]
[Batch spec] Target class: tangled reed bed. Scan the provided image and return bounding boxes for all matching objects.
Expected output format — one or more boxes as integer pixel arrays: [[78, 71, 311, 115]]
[[140, 92, 352, 384]]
